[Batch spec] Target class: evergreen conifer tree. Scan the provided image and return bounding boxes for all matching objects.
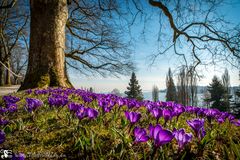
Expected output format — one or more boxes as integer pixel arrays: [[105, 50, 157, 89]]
[[125, 72, 143, 100], [207, 76, 226, 111]]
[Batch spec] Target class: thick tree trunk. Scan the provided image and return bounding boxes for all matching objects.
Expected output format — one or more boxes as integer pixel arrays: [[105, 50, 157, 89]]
[[19, 0, 72, 90]]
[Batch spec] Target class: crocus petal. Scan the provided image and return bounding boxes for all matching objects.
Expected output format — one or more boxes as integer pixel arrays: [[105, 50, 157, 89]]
[[134, 127, 149, 143], [0, 130, 5, 144], [156, 129, 174, 146]]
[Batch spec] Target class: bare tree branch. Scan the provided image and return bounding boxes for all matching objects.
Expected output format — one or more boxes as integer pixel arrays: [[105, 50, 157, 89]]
[[0, 0, 16, 9], [148, 0, 240, 70]]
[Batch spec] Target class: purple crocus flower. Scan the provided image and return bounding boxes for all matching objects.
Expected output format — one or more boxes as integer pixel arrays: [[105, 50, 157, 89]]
[[173, 105, 185, 118], [173, 128, 192, 150], [127, 100, 138, 109], [68, 103, 84, 112], [162, 109, 172, 123], [98, 98, 107, 107], [124, 111, 141, 124], [102, 105, 112, 113], [34, 89, 48, 95], [149, 124, 174, 147], [98, 99, 112, 113], [48, 95, 68, 107], [7, 103, 18, 112], [81, 95, 93, 103], [12, 153, 25, 160], [0, 118, 9, 125], [159, 101, 167, 108], [133, 127, 149, 143], [187, 118, 205, 140], [198, 127, 206, 140], [117, 98, 125, 107], [0, 106, 7, 114], [196, 108, 205, 116], [217, 116, 225, 124], [3, 95, 20, 104], [149, 124, 162, 140], [228, 114, 235, 122], [232, 119, 240, 127], [166, 101, 174, 107], [145, 102, 154, 111], [205, 109, 220, 123], [186, 106, 200, 115], [221, 112, 230, 119], [0, 130, 5, 144], [150, 108, 162, 120], [25, 98, 43, 112], [86, 108, 98, 119], [109, 99, 116, 108], [26, 89, 32, 94], [205, 109, 220, 118], [76, 106, 87, 120]]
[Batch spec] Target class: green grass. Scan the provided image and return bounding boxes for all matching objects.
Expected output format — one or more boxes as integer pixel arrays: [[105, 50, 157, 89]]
[[0, 90, 240, 159]]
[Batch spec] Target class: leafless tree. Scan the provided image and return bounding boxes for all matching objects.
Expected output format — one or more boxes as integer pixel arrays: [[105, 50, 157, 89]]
[[152, 85, 159, 102], [166, 68, 177, 102], [10, 41, 28, 84], [177, 66, 198, 106], [0, 0, 28, 85], [65, 0, 134, 77], [222, 68, 231, 111], [2, 0, 135, 90], [177, 67, 189, 106], [3, 0, 240, 90], [148, 0, 240, 71], [188, 66, 198, 106], [0, 0, 17, 9]]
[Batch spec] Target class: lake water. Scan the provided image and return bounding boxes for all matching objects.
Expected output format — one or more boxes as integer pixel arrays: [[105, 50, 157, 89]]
[[143, 92, 205, 107]]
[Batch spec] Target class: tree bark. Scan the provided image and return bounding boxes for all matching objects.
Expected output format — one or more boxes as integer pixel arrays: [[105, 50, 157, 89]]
[[19, 0, 72, 90]]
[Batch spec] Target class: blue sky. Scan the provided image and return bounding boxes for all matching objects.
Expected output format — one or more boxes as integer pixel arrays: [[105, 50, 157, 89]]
[[70, 1, 240, 93]]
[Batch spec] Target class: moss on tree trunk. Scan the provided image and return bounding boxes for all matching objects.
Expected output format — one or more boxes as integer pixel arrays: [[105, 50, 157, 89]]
[[19, 0, 72, 90]]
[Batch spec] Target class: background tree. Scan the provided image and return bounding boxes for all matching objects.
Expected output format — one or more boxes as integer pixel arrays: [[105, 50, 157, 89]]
[[149, 0, 240, 70], [2, 0, 240, 91], [12, 0, 135, 90], [222, 68, 231, 112], [203, 91, 211, 108], [166, 68, 176, 102], [0, 0, 16, 9], [89, 87, 93, 92], [207, 76, 226, 111], [233, 88, 240, 117], [125, 72, 143, 101], [176, 66, 198, 106], [232, 70, 240, 117], [19, 0, 72, 90], [65, 0, 134, 77], [188, 67, 198, 106], [0, 0, 28, 86], [10, 42, 28, 84], [111, 88, 122, 97], [152, 85, 159, 102], [177, 67, 189, 106]]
